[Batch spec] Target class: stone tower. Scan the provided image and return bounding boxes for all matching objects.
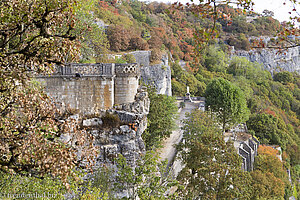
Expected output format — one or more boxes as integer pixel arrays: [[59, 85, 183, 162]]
[[114, 63, 139, 105]]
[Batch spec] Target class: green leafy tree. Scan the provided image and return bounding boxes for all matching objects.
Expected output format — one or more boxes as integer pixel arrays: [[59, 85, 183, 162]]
[[273, 71, 294, 84], [143, 87, 178, 149], [114, 151, 179, 200], [250, 170, 285, 199], [255, 154, 287, 181], [75, 0, 110, 63], [0, 170, 108, 200], [203, 46, 228, 72], [246, 113, 288, 148], [177, 110, 252, 199], [205, 78, 250, 132]]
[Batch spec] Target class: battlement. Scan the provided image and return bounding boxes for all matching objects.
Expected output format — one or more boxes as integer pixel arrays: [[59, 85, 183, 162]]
[[36, 63, 140, 114]]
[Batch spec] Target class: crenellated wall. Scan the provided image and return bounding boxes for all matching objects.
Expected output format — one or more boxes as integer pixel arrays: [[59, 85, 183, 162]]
[[36, 63, 139, 114]]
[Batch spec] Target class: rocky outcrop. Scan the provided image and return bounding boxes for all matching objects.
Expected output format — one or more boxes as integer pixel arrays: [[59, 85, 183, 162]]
[[84, 87, 149, 167], [130, 51, 172, 96], [233, 47, 300, 74]]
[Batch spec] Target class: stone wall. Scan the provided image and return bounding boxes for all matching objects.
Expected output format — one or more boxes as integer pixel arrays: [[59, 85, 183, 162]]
[[37, 76, 114, 113], [114, 64, 139, 105], [82, 87, 150, 167], [36, 63, 139, 114], [224, 125, 259, 172]]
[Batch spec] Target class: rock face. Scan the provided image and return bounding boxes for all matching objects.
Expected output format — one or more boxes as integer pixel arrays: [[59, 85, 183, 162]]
[[60, 88, 149, 199], [130, 51, 172, 96], [84, 87, 150, 168], [233, 47, 300, 74]]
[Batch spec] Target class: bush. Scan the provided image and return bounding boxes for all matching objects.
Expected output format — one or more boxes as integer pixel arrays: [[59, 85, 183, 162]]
[[273, 71, 294, 84], [143, 87, 178, 149], [101, 112, 121, 128], [107, 25, 131, 52], [129, 36, 149, 50], [148, 35, 163, 49], [123, 54, 137, 63], [150, 48, 162, 63]]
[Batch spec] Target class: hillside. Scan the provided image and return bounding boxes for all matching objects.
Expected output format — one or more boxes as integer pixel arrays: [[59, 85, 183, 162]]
[[0, 0, 299, 199], [81, 1, 300, 197]]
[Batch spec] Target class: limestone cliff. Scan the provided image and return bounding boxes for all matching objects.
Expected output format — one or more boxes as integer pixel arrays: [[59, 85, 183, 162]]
[[233, 47, 300, 73], [60, 87, 149, 199], [82, 87, 149, 167], [130, 51, 172, 96]]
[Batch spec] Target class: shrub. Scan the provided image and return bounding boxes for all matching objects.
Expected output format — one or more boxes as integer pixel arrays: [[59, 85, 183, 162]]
[[129, 36, 149, 50], [101, 112, 121, 128], [107, 25, 131, 52], [150, 48, 162, 63], [273, 71, 294, 84], [147, 35, 163, 49]]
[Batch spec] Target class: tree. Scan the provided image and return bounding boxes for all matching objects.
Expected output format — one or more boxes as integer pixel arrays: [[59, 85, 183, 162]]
[[249, 146, 288, 199], [205, 78, 250, 132], [177, 110, 252, 199], [129, 36, 149, 51], [142, 87, 178, 149], [203, 46, 228, 72], [107, 25, 131, 52], [255, 153, 287, 181], [0, 169, 108, 199], [173, 0, 254, 56], [75, 0, 110, 63], [112, 151, 179, 200], [250, 170, 285, 199], [273, 71, 294, 84], [247, 113, 288, 147], [0, 0, 96, 185], [262, 9, 274, 17]]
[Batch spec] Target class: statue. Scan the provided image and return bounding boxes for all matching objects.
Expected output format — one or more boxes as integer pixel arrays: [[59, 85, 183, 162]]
[[184, 86, 192, 102]]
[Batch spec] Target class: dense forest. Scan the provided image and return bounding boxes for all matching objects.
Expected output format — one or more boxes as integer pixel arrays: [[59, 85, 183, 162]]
[[0, 0, 299, 199]]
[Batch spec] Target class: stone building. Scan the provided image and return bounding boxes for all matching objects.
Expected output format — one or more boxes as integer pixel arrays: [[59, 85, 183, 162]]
[[224, 124, 260, 171], [36, 63, 139, 114]]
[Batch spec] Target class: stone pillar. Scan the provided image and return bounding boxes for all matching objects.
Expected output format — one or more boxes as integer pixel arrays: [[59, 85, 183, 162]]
[[114, 64, 139, 105]]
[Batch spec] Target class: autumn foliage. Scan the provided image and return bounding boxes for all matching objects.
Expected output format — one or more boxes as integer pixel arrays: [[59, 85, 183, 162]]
[[0, 0, 97, 186], [258, 145, 279, 157]]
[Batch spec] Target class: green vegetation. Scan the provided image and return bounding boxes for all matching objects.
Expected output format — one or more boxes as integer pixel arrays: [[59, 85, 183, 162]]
[[205, 78, 250, 132], [1, 0, 300, 198], [177, 110, 252, 199], [88, 151, 179, 200], [0, 171, 108, 200], [143, 87, 178, 149]]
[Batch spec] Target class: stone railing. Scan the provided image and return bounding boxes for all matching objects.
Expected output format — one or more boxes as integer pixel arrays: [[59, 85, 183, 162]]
[[115, 63, 139, 77], [55, 63, 114, 76], [52, 63, 139, 77]]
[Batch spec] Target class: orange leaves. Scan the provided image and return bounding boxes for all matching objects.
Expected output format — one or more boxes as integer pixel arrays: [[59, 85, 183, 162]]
[[0, 81, 97, 185], [258, 145, 279, 157], [128, 123, 138, 132], [263, 108, 277, 117]]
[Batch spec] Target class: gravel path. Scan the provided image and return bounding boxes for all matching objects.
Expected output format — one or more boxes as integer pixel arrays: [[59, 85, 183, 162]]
[[158, 102, 199, 166]]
